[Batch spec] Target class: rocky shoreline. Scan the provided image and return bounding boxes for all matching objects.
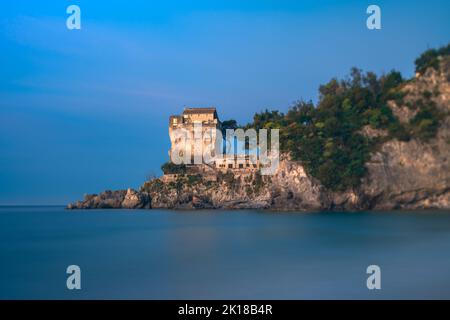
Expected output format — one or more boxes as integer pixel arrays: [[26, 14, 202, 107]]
[[67, 57, 450, 212], [67, 189, 151, 210], [67, 151, 450, 211]]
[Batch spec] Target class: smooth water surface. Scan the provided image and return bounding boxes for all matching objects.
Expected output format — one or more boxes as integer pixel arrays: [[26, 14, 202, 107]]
[[1, 206, 450, 299]]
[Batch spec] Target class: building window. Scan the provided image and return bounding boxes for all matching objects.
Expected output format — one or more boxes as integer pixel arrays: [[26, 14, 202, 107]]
[[228, 164, 233, 169], [239, 164, 244, 169]]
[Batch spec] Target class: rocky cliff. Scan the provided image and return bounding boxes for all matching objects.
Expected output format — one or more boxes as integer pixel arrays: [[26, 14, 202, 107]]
[[68, 57, 450, 211], [357, 57, 450, 210]]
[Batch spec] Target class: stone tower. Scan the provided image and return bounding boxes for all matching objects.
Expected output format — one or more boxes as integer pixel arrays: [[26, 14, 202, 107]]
[[169, 107, 221, 165]]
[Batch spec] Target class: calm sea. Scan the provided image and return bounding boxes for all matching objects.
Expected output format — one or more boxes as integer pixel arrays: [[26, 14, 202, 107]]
[[1, 206, 450, 299]]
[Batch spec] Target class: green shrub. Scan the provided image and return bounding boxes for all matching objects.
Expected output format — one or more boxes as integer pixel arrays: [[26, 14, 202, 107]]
[[187, 174, 202, 185], [415, 44, 450, 75], [422, 90, 432, 99], [218, 171, 235, 184], [253, 172, 264, 192], [409, 105, 440, 140], [388, 122, 410, 141], [161, 162, 187, 175]]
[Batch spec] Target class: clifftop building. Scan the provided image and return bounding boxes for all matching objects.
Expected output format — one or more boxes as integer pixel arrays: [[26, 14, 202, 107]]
[[169, 107, 221, 165], [169, 107, 219, 128], [168, 107, 260, 171]]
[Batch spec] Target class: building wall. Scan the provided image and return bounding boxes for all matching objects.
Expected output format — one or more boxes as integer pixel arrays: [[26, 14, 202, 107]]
[[169, 110, 219, 165], [215, 155, 259, 171], [184, 113, 216, 123], [168, 108, 264, 172]]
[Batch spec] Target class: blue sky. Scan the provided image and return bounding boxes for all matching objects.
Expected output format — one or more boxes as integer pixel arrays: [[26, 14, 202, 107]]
[[0, 0, 449, 204]]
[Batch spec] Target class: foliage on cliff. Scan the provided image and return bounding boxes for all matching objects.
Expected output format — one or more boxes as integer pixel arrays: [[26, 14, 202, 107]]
[[415, 44, 450, 75], [243, 44, 449, 191], [161, 162, 187, 175]]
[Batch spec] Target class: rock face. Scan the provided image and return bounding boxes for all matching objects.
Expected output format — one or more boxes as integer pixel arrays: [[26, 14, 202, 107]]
[[359, 59, 450, 210], [67, 60, 450, 211], [122, 188, 151, 209], [326, 58, 450, 210], [67, 189, 151, 209]]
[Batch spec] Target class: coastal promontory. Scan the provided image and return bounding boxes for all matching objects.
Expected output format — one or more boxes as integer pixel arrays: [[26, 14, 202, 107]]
[[68, 45, 450, 211]]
